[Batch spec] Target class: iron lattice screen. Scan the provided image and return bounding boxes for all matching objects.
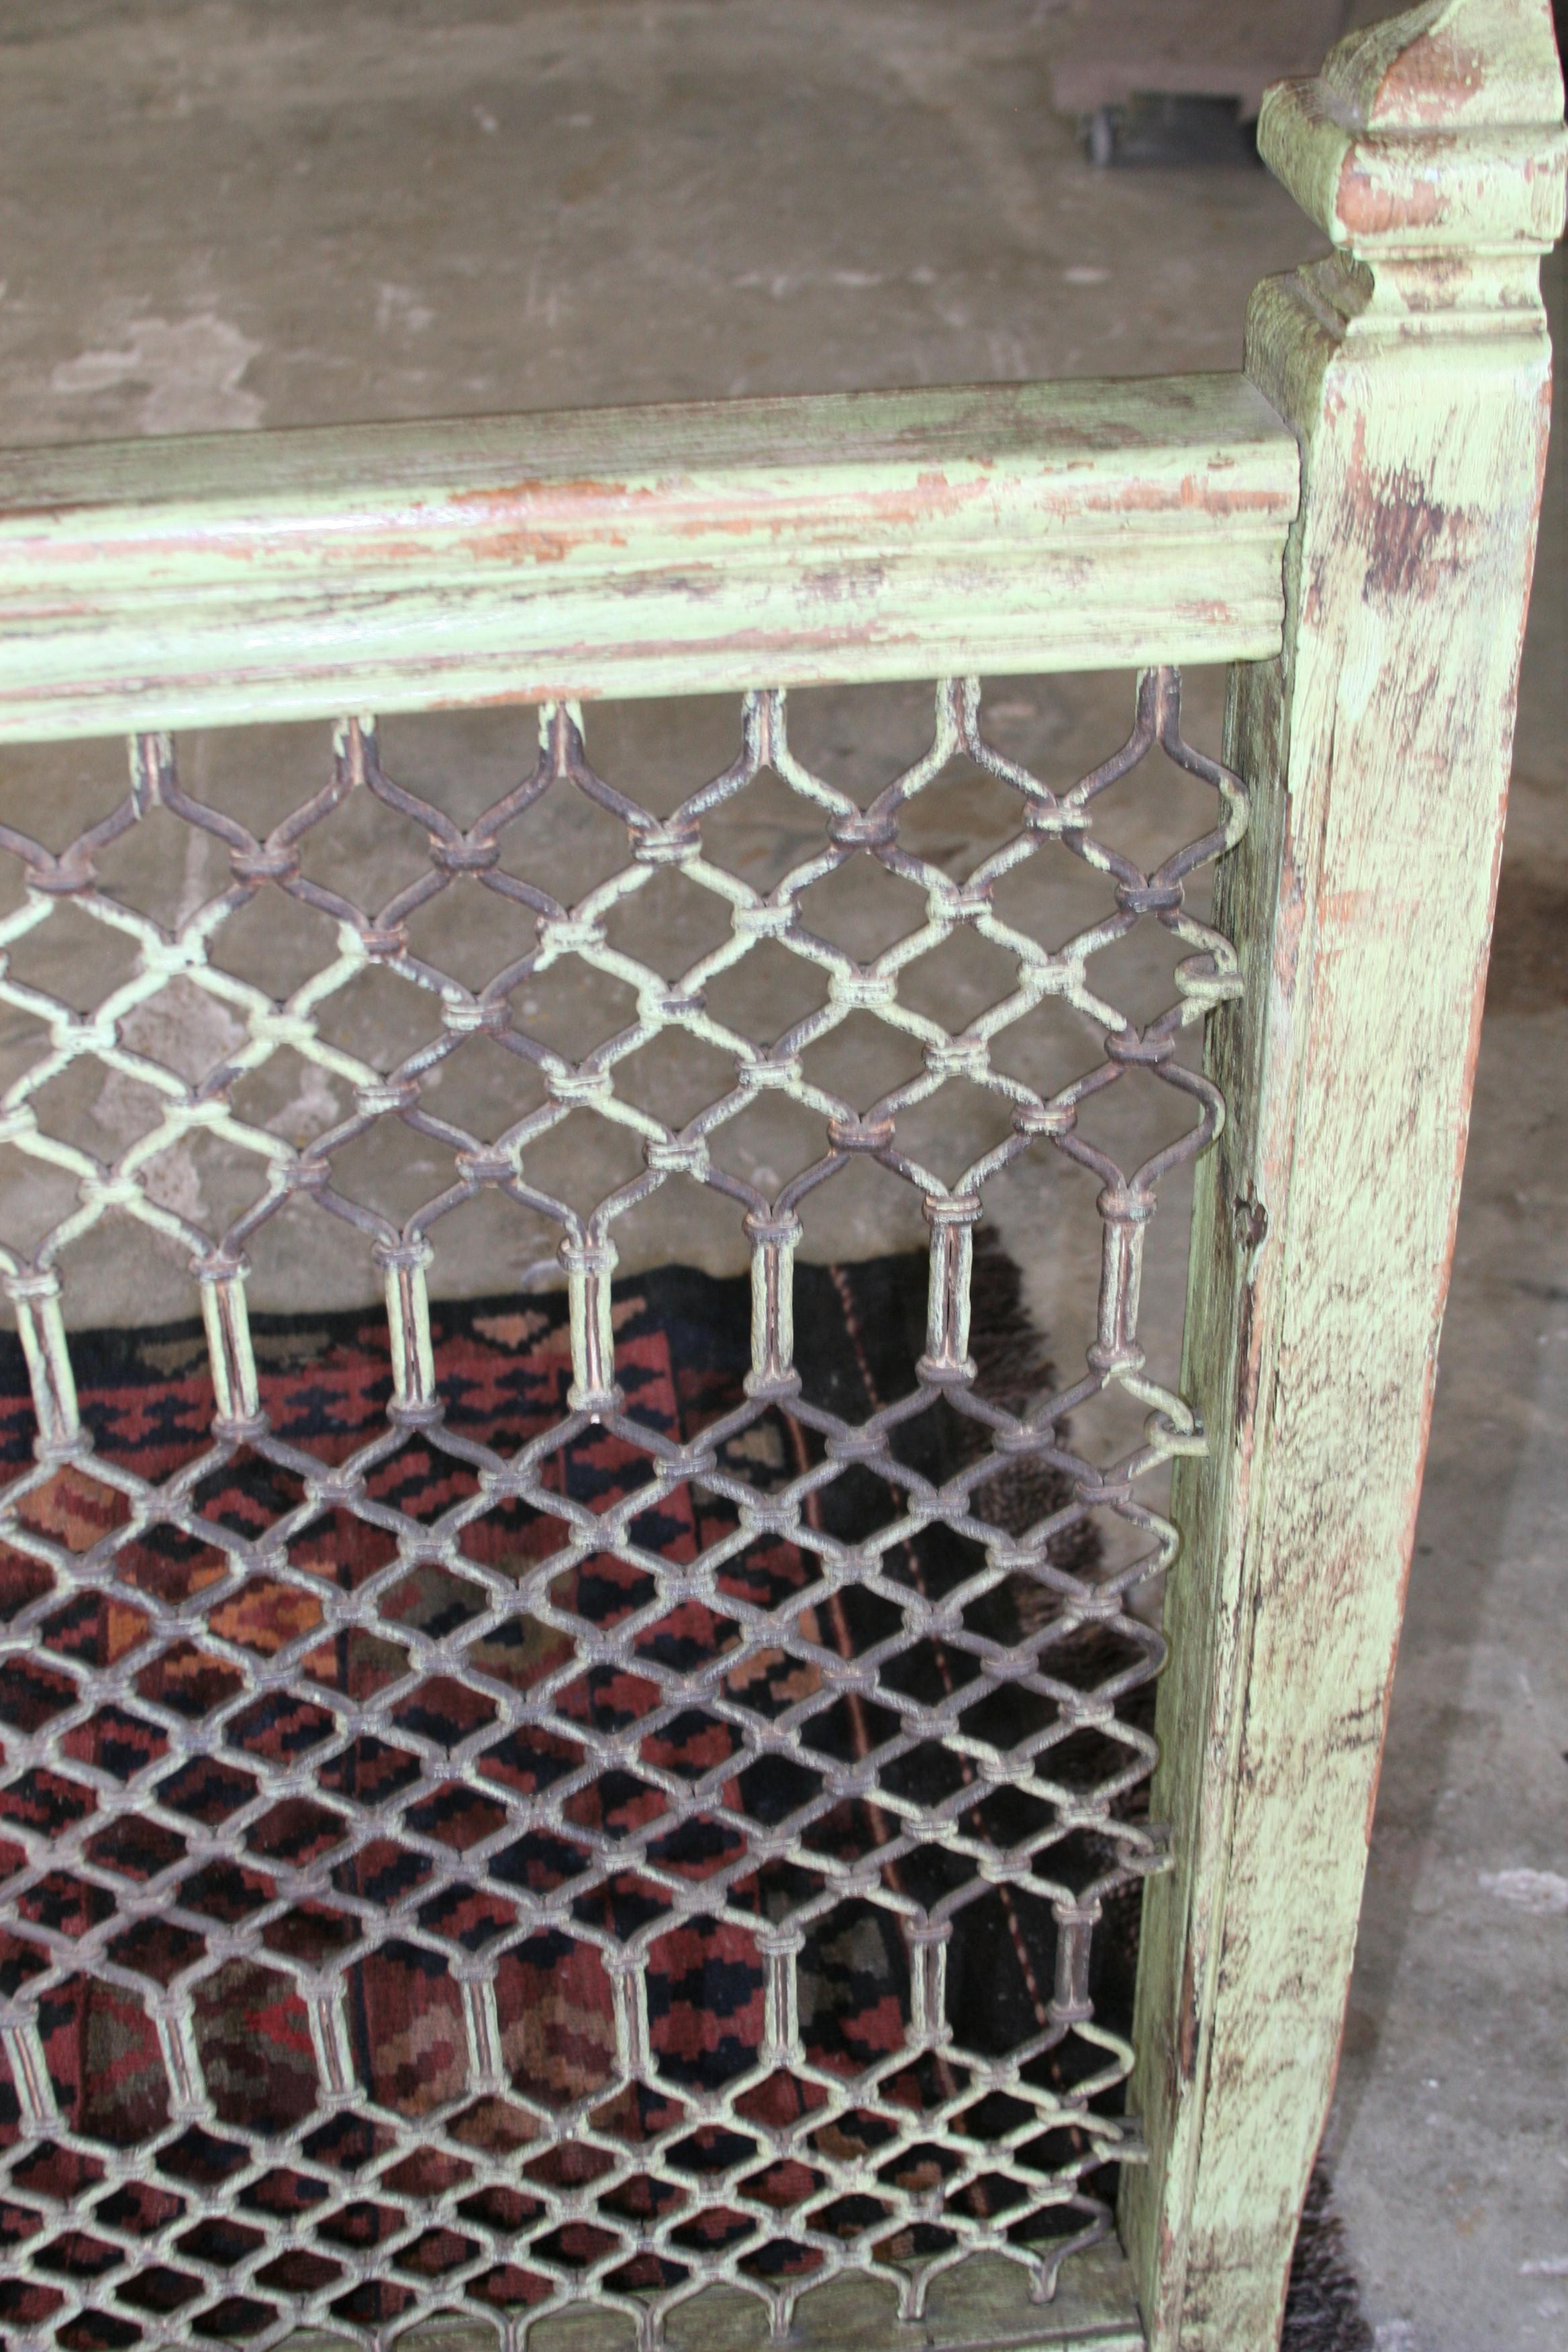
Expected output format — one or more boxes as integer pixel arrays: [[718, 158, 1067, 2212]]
[[0, 671, 1242, 2351]]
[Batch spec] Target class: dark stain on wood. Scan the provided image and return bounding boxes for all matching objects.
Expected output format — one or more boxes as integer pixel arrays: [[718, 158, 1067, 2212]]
[[1177, 1939, 1201, 2083], [1232, 1195, 1268, 1430], [1363, 475, 1447, 599]]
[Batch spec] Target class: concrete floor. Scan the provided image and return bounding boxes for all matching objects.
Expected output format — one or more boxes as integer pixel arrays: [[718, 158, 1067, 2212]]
[[0, 2, 1563, 2345]]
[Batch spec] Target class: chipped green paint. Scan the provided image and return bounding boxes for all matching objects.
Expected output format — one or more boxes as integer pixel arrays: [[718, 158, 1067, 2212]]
[[0, 4, 1559, 2349], [1122, 3, 1565, 2347], [0, 375, 1298, 740]]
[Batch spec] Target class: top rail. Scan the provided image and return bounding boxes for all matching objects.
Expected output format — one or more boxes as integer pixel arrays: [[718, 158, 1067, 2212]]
[[0, 373, 1297, 741]]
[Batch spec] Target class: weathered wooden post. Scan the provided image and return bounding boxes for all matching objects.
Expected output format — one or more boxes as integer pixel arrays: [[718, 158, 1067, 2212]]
[[1122, 1, 1566, 2345]]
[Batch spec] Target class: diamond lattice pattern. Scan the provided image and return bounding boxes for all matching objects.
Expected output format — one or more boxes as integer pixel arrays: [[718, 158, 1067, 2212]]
[[0, 673, 1243, 2349]]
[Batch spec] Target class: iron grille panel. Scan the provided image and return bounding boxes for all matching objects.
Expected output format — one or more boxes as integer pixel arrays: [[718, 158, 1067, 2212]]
[[0, 673, 1242, 2349]]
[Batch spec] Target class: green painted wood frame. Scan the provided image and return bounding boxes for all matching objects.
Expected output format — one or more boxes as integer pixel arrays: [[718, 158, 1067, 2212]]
[[1120, 3, 1565, 2346], [0, 3, 1561, 2347], [0, 375, 1297, 736]]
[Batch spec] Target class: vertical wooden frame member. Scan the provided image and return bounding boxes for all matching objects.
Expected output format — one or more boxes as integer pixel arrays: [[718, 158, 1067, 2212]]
[[1121, 4, 1567, 2347]]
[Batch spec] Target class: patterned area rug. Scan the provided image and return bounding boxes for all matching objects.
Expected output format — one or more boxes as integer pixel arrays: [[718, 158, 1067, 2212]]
[[0, 1239, 1365, 2341]]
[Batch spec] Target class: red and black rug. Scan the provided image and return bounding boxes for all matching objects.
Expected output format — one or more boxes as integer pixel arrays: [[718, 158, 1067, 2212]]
[[0, 1240, 1366, 2346]]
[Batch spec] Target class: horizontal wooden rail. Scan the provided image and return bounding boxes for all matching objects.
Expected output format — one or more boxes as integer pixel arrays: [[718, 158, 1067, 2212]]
[[0, 375, 1297, 741]]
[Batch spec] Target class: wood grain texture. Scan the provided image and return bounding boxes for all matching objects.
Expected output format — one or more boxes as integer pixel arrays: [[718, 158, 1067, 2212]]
[[1120, 3, 1565, 2346], [0, 377, 1296, 741]]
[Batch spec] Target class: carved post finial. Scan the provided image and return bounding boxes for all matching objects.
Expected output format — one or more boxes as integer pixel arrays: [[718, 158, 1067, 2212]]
[[1259, 0, 1565, 313]]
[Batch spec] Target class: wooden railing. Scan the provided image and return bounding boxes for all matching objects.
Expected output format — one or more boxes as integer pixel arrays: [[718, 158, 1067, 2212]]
[[0, 377, 1295, 737], [0, 5, 1559, 2350]]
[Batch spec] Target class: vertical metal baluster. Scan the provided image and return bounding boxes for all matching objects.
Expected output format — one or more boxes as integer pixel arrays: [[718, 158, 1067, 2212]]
[[458, 1967, 505, 2098], [562, 1236, 620, 1416], [198, 1257, 261, 1430], [152, 1996, 213, 2126], [919, 1195, 981, 1384], [1089, 1185, 1151, 1383], [379, 1238, 437, 1418], [306, 1981, 356, 2104], [907, 1920, 952, 2050], [757, 1925, 804, 2069], [609, 1949, 650, 2081], [128, 730, 175, 815], [744, 1210, 800, 1398], [1051, 1905, 1097, 2028], [7, 1269, 79, 1454], [0, 2014, 58, 2133]]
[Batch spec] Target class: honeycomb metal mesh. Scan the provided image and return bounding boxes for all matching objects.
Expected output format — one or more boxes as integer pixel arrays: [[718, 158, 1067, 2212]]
[[0, 670, 1244, 2350]]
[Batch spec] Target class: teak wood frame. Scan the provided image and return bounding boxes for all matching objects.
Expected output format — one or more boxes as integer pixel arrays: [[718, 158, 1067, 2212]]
[[0, 4, 1560, 2349]]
